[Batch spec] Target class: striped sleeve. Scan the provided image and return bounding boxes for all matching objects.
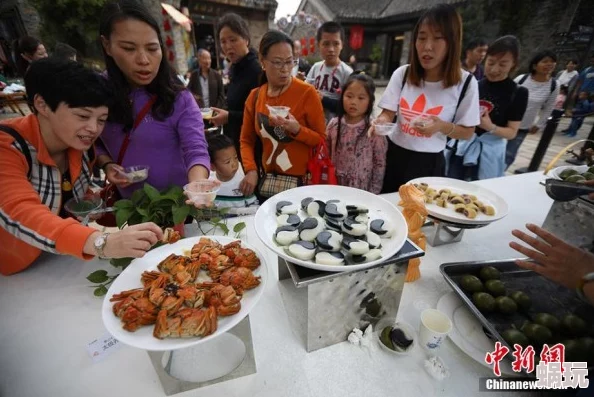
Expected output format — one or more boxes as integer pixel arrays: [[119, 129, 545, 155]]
[[0, 134, 95, 257]]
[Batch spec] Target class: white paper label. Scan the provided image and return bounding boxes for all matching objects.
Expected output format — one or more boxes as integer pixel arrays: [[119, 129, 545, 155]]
[[86, 334, 121, 363]]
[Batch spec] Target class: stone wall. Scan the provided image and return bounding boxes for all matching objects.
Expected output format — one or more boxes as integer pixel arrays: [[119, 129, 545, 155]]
[[510, 0, 580, 72], [17, 0, 40, 37], [0, 0, 40, 39]]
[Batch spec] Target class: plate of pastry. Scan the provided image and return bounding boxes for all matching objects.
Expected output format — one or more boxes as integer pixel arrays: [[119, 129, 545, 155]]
[[408, 177, 508, 226], [253, 185, 408, 272]]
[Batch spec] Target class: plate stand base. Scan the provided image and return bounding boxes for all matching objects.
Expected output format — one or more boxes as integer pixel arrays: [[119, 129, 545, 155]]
[[424, 222, 465, 247], [147, 316, 256, 395]]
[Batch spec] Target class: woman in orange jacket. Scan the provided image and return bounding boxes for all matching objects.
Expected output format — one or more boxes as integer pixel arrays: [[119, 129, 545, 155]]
[[0, 58, 162, 276]]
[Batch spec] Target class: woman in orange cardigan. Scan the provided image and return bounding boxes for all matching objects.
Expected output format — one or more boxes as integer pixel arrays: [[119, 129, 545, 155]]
[[239, 30, 326, 198], [0, 58, 162, 276]]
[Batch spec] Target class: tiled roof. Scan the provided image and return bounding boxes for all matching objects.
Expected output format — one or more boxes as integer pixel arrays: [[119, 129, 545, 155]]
[[322, 0, 392, 19], [380, 0, 464, 18], [319, 0, 465, 21]]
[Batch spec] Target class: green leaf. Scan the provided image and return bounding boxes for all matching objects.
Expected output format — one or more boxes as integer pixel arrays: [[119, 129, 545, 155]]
[[115, 208, 133, 229], [172, 204, 190, 226], [86, 269, 109, 283], [219, 207, 231, 215], [110, 257, 133, 268], [136, 208, 149, 217], [143, 184, 160, 201], [130, 188, 146, 205], [164, 185, 184, 198], [128, 212, 144, 226], [218, 223, 230, 235], [233, 222, 246, 233], [211, 217, 221, 224], [113, 199, 134, 210], [94, 285, 108, 297]]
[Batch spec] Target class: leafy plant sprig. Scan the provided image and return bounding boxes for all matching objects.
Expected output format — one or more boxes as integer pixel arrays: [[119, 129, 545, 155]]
[[86, 183, 247, 296]]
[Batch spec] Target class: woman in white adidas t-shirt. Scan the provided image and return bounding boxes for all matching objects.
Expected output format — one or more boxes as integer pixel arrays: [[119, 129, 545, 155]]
[[372, 4, 480, 193]]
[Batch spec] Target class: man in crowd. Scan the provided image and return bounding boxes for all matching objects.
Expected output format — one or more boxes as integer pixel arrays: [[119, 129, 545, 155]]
[[188, 48, 225, 110], [462, 38, 488, 80], [292, 39, 311, 81]]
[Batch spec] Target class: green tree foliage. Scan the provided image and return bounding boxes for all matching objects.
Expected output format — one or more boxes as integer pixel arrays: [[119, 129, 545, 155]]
[[30, 0, 108, 58], [458, 0, 488, 49]]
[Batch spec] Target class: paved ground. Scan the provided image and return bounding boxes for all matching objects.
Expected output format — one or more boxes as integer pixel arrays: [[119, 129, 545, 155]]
[[2, 90, 592, 175]]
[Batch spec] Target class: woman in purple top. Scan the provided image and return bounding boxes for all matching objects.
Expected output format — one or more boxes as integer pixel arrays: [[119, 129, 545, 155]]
[[95, 0, 210, 198]]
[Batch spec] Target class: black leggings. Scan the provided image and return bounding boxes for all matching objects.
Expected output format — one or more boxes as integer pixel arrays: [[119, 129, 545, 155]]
[[381, 140, 446, 193]]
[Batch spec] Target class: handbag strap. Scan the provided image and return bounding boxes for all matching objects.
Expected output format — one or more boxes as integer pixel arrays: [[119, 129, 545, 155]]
[[116, 95, 157, 165], [0, 124, 32, 179]]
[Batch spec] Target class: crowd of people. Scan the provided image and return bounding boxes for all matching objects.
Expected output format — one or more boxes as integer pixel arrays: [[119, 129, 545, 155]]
[[0, 0, 593, 304]]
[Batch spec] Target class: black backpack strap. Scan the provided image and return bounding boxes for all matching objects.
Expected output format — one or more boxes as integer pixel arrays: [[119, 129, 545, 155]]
[[550, 78, 556, 93], [392, 66, 410, 123], [0, 124, 32, 179], [401, 66, 409, 91], [518, 74, 529, 85], [452, 73, 473, 122]]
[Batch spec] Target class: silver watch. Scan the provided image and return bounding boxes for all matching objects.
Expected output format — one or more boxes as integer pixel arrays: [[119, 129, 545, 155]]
[[94, 233, 110, 258]]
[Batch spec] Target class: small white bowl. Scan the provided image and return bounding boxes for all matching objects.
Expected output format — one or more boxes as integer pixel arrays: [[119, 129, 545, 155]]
[[267, 105, 290, 118], [376, 320, 417, 356], [121, 165, 150, 183], [374, 122, 397, 136], [184, 180, 220, 206]]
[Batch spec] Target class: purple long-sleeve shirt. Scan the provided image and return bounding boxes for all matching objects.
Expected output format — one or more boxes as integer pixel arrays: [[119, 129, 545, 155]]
[[96, 88, 210, 198]]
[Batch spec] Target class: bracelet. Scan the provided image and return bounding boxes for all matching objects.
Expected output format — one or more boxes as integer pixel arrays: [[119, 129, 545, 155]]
[[445, 123, 456, 137], [101, 161, 116, 171]]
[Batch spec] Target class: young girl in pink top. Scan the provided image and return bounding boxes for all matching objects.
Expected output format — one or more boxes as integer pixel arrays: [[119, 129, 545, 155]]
[[326, 72, 387, 194]]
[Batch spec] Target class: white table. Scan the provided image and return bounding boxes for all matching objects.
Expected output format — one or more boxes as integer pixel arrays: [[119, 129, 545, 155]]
[[0, 172, 552, 397]]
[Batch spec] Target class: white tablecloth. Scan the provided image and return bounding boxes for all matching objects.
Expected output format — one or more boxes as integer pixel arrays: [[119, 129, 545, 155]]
[[0, 172, 553, 397]]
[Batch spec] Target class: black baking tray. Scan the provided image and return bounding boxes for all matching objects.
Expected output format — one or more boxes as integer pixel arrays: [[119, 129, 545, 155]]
[[440, 260, 594, 370]]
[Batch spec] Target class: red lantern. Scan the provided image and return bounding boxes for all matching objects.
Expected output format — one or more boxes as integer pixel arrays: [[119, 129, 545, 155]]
[[166, 36, 173, 47], [163, 19, 171, 32], [168, 51, 175, 62], [300, 37, 306, 46], [349, 25, 364, 50], [309, 37, 315, 45], [302, 48, 308, 56]]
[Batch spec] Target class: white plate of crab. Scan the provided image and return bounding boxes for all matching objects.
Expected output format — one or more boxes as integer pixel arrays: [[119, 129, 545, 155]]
[[254, 185, 408, 272], [101, 236, 268, 351], [409, 177, 509, 226]]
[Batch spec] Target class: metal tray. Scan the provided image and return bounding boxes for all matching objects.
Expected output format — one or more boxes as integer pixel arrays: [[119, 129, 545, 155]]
[[440, 259, 594, 369]]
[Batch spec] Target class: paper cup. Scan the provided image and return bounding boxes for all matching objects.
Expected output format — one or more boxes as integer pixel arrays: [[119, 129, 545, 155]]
[[418, 309, 452, 351]]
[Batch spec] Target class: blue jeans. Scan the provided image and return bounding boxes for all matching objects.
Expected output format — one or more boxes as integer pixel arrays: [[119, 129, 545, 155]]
[[566, 116, 584, 136], [505, 128, 528, 169]]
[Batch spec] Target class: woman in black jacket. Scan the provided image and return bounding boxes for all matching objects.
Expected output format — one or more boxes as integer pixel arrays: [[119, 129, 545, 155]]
[[210, 13, 262, 159]]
